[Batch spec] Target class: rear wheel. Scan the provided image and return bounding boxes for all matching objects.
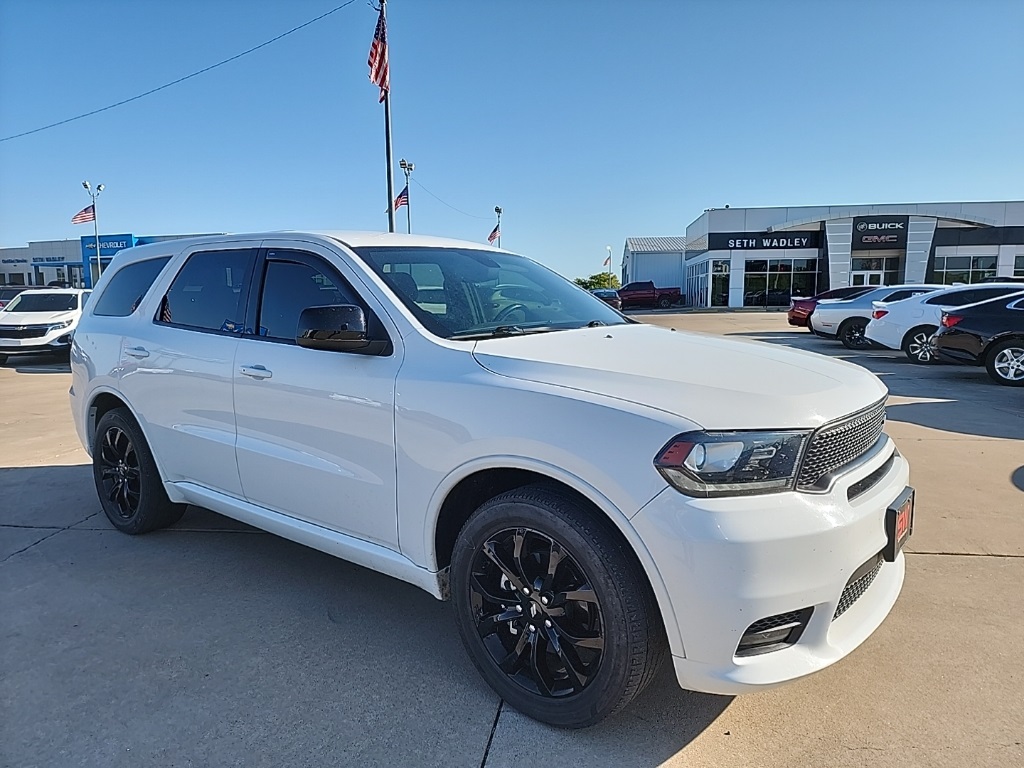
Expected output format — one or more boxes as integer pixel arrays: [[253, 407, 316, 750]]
[[0, 353, 7, 365], [839, 318, 872, 350], [450, 485, 666, 728], [658, 296, 672, 309], [93, 408, 186, 534], [902, 325, 939, 364], [985, 340, 1024, 387]]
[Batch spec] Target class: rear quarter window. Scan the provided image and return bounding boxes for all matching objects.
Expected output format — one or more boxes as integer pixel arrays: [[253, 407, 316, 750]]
[[92, 257, 171, 317]]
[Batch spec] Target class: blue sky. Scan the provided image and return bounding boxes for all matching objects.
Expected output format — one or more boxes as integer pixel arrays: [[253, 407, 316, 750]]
[[1, 0, 1022, 279]]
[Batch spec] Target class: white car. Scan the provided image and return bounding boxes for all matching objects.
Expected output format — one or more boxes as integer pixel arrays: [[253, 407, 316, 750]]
[[810, 284, 944, 350], [70, 232, 913, 728], [0, 288, 91, 364], [866, 283, 1024, 363]]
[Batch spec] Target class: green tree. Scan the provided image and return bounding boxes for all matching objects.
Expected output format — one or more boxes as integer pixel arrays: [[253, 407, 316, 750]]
[[573, 272, 621, 291]]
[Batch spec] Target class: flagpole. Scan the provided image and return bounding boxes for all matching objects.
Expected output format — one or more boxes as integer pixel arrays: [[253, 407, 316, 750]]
[[93, 208, 102, 284], [381, 0, 396, 234], [494, 206, 502, 248]]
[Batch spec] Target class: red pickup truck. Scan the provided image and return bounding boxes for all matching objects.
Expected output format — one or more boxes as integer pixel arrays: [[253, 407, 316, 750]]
[[617, 281, 682, 309]]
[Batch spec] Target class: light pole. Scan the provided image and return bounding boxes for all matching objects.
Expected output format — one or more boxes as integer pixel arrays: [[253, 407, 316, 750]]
[[82, 180, 104, 286], [399, 158, 414, 234], [606, 245, 613, 286], [494, 206, 502, 248]]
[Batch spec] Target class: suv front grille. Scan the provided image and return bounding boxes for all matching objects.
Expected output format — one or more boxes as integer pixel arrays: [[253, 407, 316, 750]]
[[0, 325, 50, 339], [798, 399, 887, 490], [833, 555, 883, 621]]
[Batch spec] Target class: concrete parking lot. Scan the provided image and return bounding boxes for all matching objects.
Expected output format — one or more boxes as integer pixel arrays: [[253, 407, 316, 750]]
[[2, 313, 1022, 768]]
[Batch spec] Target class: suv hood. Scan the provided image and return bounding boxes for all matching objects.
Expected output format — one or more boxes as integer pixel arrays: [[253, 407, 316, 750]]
[[471, 324, 886, 430], [0, 310, 77, 326]]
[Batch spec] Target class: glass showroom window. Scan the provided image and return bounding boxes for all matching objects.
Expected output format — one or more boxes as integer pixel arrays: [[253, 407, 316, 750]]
[[743, 258, 817, 307], [851, 255, 902, 286], [933, 255, 997, 284], [1015, 254, 1024, 277], [711, 260, 730, 306]]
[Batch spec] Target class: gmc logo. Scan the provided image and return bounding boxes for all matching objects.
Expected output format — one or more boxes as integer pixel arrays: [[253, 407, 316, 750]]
[[861, 235, 900, 244], [856, 221, 905, 231]]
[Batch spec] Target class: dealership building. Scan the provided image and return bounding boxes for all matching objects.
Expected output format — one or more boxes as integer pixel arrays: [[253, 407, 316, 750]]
[[0, 232, 217, 288], [623, 201, 1024, 308]]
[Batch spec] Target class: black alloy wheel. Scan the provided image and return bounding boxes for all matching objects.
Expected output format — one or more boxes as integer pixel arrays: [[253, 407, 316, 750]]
[[98, 425, 142, 520], [839, 318, 872, 350], [904, 326, 939, 364], [92, 408, 186, 534], [451, 485, 666, 728], [658, 296, 672, 309], [469, 527, 605, 699]]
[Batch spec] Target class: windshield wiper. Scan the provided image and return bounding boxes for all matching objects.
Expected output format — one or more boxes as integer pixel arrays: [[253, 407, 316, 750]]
[[450, 325, 562, 340]]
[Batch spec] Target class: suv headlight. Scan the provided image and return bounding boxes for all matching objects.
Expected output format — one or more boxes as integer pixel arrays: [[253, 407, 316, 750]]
[[654, 430, 811, 497], [47, 319, 73, 331]]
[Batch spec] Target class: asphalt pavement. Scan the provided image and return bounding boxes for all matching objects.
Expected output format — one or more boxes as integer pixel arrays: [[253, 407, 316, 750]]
[[1, 313, 1022, 767]]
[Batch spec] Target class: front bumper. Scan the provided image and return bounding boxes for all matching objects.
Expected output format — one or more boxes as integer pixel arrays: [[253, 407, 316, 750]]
[[0, 334, 74, 356], [631, 438, 909, 695]]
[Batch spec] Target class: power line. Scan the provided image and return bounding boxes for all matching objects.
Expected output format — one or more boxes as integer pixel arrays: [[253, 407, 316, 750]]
[[411, 177, 493, 220], [0, 1, 358, 143]]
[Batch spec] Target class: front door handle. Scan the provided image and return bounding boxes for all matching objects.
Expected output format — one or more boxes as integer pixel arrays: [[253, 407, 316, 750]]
[[239, 365, 273, 380], [125, 346, 149, 359]]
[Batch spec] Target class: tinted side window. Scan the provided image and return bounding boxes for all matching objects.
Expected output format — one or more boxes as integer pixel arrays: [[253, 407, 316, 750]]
[[257, 254, 360, 341], [970, 287, 1019, 303], [92, 258, 170, 317], [157, 249, 254, 333], [885, 289, 930, 302], [925, 290, 969, 306]]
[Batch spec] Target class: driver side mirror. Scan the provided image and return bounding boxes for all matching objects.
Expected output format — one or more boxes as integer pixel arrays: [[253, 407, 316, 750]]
[[297, 305, 373, 353]]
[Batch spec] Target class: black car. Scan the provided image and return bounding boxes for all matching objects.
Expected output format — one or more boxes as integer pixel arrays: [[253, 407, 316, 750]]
[[934, 291, 1024, 386], [590, 288, 622, 310]]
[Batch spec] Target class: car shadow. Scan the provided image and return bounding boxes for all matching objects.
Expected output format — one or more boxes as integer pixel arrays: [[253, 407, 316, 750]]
[[1, 352, 70, 373], [2, 463, 733, 766], [1013, 466, 1024, 493]]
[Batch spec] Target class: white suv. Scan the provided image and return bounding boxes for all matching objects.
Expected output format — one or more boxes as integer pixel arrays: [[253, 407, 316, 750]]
[[70, 232, 914, 728], [866, 283, 1024, 363], [0, 288, 91, 364]]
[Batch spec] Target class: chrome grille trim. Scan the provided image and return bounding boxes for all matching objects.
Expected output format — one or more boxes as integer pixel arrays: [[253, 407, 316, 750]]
[[797, 398, 887, 491]]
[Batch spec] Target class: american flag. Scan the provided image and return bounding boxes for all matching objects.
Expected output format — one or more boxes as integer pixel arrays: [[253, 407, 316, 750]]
[[71, 205, 95, 224], [393, 184, 409, 210], [367, 5, 389, 103], [487, 224, 500, 244]]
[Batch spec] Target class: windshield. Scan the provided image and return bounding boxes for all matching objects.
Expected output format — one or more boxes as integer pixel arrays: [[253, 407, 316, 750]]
[[3, 293, 78, 313], [350, 246, 629, 338]]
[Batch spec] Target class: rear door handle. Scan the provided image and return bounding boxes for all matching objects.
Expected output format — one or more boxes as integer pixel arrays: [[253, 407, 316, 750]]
[[125, 346, 150, 359], [239, 365, 273, 380]]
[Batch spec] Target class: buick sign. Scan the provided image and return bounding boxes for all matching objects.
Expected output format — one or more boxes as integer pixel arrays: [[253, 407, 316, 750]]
[[851, 216, 909, 250]]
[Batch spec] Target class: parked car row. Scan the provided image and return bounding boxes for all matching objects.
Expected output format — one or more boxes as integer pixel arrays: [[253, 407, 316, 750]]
[[794, 284, 1024, 386]]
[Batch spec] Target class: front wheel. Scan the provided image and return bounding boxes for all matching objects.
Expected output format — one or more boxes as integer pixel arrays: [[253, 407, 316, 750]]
[[903, 325, 939, 364], [839, 318, 872, 350], [93, 408, 186, 534], [450, 485, 666, 728], [985, 339, 1024, 387], [657, 296, 672, 309]]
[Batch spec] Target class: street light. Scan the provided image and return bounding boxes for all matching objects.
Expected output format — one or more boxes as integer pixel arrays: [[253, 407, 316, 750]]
[[606, 245, 613, 285], [82, 180, 105, 286], [494, 206, 502, 248], [399, 158, 414, 234]]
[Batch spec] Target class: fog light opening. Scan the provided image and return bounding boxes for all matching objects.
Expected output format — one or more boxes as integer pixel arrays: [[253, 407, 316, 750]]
[[736, 607, 813, 657]]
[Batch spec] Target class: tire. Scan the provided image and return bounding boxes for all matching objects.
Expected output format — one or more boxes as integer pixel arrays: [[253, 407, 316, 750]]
[[657, 296, 672, 309], [93, 408, 186, 534], [839, 318, 872, 350], [985, 339, 1024, 387], [450, 485, 666, 728], [902, 325, 939, 364], [0, 353, 7, 365]]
